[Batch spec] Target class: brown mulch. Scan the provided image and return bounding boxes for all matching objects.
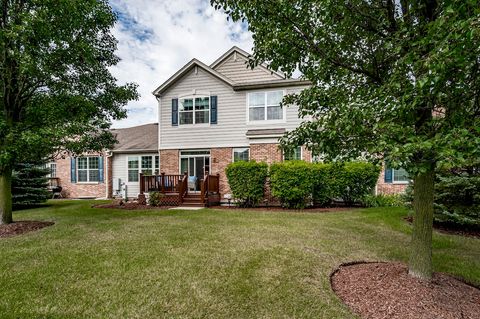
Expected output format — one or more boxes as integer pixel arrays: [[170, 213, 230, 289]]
[[331, 262, 480, 319], [93, 202, 173, 210], [209, 205, 356, 213], [0, 221, 54, 238], [405, 216, 480, 238]]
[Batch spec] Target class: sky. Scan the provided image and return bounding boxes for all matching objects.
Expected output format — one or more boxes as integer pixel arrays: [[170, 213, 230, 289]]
[[109, 0, 253, 128]]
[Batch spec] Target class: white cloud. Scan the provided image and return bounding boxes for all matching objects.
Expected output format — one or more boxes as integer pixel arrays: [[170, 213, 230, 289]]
[[109, 0, 253, 128]]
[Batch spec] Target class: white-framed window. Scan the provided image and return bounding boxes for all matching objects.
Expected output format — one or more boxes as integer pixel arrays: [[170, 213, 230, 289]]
[[77, 157, 99, 182], [284, 146, 302, 161], [393, 168, 409, 183], [44, 162, 56, 178], [233, 148, 250, 162], [248, 90, 284, 122], [128, 155, 159, 182], [179, 96, 210, 125]]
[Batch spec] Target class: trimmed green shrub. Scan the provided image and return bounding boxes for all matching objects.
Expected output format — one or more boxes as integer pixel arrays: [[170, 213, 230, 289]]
[[12, 163, 50, 208], [337, 162, 381, 205], [312, 162, 343, 207], [270, 160, 315, 209], [148, 191, 164, 206], [226, 160, 268, 207], [361, 194, 404, 207]]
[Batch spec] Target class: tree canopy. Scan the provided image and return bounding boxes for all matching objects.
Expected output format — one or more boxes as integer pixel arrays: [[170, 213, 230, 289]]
[[211, 0, 480, 280], [0, 0, 138, 223]]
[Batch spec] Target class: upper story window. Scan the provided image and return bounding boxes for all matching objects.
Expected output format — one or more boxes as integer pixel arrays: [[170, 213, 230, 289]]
[[78, 157, 99, 182], [248, 91, 284, 122], [179, 97, 210, 125]]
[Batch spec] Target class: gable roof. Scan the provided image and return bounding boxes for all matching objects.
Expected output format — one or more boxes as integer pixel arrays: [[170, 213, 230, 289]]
[[210, 46, 285, 79], [111, 123, 158, 153], [152, 59, 235, 96]]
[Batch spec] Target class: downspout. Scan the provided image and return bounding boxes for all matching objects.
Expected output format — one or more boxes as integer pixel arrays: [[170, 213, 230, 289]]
[[105, 150, 113, 199], [156, 95, 162, 169]]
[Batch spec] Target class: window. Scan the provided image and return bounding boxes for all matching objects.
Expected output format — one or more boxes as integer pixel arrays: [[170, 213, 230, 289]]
[[77, 157, 99, 182], [284, 146, 302, 161], [179, 96, 210, 125], [393, 168, 409, 183], [248, 91, 284, 122], [49, 163, 57, 178], [155, 155, 159, 174], [128, 156, 139, 182], [233, 148, 250, 162], [141, 156, 153, 175]]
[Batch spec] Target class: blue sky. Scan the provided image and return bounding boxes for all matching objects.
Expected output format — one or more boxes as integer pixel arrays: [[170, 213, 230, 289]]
[[109, 0, 253, 128]]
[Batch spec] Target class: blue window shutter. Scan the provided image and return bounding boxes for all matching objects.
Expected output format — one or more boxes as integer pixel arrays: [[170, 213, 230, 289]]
[[98, 156, 104, 183], [70, 158, 76, 183], [210, 96, 217, 124], [384, 164, 393, 183], [172, 98, 178, 126]]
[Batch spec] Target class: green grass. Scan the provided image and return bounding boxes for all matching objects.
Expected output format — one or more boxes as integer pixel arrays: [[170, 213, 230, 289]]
[[0, 201, 478, 319]]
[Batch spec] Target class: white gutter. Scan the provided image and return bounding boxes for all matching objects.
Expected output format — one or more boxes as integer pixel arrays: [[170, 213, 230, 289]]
[[105, 150, 113, 199]]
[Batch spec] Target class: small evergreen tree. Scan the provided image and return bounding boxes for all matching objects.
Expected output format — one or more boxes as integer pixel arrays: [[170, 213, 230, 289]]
[[12, 163, 50, 208]]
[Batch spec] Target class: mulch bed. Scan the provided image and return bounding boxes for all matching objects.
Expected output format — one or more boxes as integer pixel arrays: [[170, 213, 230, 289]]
[[0, 221, 54, 238], [405, 216, 480, 238], [93, 202, 173, 210], [210, 206, 356, 213], [331, 262, 480, 319]]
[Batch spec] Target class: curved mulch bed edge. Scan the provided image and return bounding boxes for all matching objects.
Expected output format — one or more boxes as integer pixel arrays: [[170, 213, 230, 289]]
[[0, 221, 54, 238], [330, 261, 480, 319]]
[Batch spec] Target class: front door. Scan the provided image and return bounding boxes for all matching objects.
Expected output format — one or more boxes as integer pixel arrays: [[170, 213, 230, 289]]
[[180, 150, 210, 192]]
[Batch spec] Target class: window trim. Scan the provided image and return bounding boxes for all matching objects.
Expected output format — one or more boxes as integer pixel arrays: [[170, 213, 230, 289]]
[[178, 95, 211, 126], [232, 147, 250, 162], [246, 90, 287, 124], [127, 154, 160, 183], [283, 146, 303, 161], [77, 157, 100, 184], [392, 168, 410, 184]]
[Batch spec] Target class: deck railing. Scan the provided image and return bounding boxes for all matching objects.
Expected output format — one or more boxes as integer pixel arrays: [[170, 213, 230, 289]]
[[139, 172, 186, 195], [200, 174, 220, 204]]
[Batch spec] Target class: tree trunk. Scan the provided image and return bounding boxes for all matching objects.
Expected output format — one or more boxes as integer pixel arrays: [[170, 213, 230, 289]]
[[0, 168, 13, 224], [408, 169, 435, 280]]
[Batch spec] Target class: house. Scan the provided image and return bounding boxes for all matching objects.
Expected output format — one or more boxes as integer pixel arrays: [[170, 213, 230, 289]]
[[152, 46, 408, 204], [50, 123, 158, 199], [51, 46, 408, 202]]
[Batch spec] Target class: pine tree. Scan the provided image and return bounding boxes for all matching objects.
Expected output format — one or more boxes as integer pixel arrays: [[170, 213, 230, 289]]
[[12, 163, 50, 208]]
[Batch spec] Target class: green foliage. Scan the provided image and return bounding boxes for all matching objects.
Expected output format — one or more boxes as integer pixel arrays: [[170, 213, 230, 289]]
[[225, 161, 268, 207], [148, 192, 164, 207], [311, 163, 341, 207], [405, 167, 480, 229], [269, 160, 315, 209], [337, 162, 381, 206], [12, 163, 50, 208], [362, 194, 404, 208], [0, 0, 138, 222]]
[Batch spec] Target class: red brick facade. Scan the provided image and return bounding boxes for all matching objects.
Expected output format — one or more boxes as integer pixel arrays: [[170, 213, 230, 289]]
[[376, 166, 408, 195], [55, 156, 106, 198], [159, 149, 180, 175], [250, 143, 282, 164], [210, 148, 233, 195]]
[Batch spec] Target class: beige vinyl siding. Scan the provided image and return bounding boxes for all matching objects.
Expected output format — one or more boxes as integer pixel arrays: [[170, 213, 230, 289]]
[[112, 153, 158, 198], [214, 54, 283, 83], [159, 67, 308, 150]]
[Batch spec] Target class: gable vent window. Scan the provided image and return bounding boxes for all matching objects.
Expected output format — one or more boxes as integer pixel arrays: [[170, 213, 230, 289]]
[[179, 96, 210, 125], [248, 91, 284, 122]]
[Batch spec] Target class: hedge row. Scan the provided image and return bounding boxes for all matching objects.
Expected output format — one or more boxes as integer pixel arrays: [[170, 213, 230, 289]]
[[226, 160, 380, 208]]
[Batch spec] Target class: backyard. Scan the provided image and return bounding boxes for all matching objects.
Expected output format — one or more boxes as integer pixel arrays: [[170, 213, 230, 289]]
[[0, 200, 478, 319]]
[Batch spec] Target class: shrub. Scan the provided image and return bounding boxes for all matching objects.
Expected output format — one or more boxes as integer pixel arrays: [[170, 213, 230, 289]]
[[361, 194, 404, 207], [148, 191, 164, 206], [269, 160, 315, 209], [225, 160, 268, 207], [405, 167, 480, 229], [12, 163, 50, 208], [337, 162, 381, 205], [311, 163, 341, 206]]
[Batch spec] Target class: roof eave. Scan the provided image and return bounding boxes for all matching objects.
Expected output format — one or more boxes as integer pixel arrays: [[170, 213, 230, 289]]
[[233, 80, 311, 91]]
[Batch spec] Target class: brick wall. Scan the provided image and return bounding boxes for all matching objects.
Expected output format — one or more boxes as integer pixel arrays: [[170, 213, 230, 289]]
[[55, 156, 106, 198], [210, 147, 233, 195], [376, 166, 408, 195], [159, 149, 179, 175], [250, 143, 283, 164]]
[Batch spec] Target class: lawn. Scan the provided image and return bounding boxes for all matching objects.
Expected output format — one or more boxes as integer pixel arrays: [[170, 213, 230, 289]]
[[0, 201, 478, 319]]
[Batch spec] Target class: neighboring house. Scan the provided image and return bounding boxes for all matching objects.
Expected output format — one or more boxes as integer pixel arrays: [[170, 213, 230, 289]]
[[52, 123, 158, 199]]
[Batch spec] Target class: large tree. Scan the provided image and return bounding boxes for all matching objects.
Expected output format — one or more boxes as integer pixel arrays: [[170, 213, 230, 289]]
[[211, 0, 480, 280], [0, 0, 138, 224]]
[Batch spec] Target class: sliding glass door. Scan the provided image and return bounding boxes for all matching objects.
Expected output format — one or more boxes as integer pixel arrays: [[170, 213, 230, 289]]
[[180, 150, 210, 192]]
